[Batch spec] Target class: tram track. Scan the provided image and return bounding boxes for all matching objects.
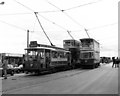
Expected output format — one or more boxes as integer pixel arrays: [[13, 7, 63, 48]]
[[2, 68, 93, 94]]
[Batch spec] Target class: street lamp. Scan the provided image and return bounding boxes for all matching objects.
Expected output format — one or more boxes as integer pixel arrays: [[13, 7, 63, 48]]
[[0, 2, 4, 5]]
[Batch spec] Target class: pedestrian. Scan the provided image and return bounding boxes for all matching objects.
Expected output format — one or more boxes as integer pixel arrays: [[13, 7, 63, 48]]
[[112, 57, 116, 68], [116, 57, 119, 68], [2, 57, 8, 79]]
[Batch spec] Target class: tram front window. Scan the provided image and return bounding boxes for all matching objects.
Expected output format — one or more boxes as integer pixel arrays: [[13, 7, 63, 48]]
[[81, 40, 93, 47], [27, 50, 38, 61], [81, 52, 94, 59]]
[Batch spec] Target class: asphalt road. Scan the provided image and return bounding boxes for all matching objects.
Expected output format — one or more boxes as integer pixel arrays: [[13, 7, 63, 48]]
[[2, 63, 118, 94]]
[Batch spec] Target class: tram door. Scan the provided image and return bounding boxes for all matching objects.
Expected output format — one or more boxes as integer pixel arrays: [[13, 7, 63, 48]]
[[40, 49, 50, 69]]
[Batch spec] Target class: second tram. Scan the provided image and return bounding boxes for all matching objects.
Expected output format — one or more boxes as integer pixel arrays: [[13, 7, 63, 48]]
[[63, 39, 81, 68]]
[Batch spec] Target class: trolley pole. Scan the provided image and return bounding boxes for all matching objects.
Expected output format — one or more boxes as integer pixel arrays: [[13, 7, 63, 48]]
[[27, 30, 29, 48]]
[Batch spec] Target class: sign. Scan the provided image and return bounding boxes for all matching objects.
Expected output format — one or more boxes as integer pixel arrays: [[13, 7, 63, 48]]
[[30, 41, 37, 47], [5, 53, 23, 57]]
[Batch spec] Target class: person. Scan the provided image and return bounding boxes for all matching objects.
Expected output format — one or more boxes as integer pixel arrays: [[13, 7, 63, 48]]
[[2, 57, 8, 79], [116, 57, 119, 68], [46, 52, 50, 68], [112, 57, 116, 68]]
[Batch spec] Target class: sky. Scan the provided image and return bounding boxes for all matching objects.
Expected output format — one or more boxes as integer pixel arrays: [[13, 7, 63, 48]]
[[0, 0, 119, 57]]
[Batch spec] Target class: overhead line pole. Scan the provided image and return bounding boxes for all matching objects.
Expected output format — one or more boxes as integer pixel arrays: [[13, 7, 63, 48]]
[[34, 12, 54, 46]]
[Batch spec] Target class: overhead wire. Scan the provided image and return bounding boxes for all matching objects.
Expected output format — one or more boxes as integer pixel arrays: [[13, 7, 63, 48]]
[[37, 13, 69, 31], [9, 0, 115, 40], [47, 0, 90, 38], [38, 10, 61, 13], [12, 0, 74, 39], [12, 0, 56, 46], [88, 22, 118, 30], [63, 0, 102, 11], [13, 0, 35, 12], [29, 21, 118, 33], [37, 13, 75, 39], [0, 12, 32, 16], [0, 19, 26, 31]]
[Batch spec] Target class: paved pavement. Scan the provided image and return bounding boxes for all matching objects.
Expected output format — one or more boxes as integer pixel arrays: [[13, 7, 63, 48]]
[[1, 63, 119, 94]]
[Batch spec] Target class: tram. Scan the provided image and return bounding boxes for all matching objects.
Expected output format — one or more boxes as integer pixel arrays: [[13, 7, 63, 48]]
[[23, 41, 71, 74], [63, 39, 81, 68], [80, 38, 100, 68]]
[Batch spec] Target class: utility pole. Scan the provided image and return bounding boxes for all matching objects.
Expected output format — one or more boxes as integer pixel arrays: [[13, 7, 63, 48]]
[[27, 30, 29, 48]]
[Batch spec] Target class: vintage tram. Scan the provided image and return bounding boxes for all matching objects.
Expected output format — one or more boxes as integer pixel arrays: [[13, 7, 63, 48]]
[[63, 39, 81, 68], [80, 38, 100, 68], [23, 41, 72, 74]]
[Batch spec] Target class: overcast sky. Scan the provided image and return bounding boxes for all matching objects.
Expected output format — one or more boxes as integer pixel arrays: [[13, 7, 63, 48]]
[[0, 0, 118, 57]]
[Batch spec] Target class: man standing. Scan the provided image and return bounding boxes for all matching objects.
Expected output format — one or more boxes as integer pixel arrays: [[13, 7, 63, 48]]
[[112, 57, 116, 68], [2, 57, 7, 79], [116, 57, 119, 68]]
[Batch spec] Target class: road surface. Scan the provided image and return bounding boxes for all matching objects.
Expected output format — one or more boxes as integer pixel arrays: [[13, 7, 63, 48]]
[[1, 63, 118, 94]]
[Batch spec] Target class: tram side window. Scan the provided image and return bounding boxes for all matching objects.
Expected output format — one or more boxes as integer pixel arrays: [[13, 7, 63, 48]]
[[52, 51, 68, 59], [65, 41, 70, 46], [39, 51, 45, 59], [58, 52, 65, 58], [52, 51, 58, 58]]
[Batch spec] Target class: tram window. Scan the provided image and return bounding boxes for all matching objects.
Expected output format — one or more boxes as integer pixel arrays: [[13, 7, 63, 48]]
[[27, 50, 38, 60], [65, 41, 70, 46], [81, 52, 94, 59], [39, 52, 44, 59], [89, 52, 94, 58], [52, 51, 57, 58], [82, 53, 89, 58], [59, 52, 64, 58]]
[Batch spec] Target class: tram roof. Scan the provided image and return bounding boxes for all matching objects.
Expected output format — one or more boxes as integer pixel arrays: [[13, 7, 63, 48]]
[[80, 38, 99, 43], [25, 47, 70, 53], [63, 39, 80, 42]]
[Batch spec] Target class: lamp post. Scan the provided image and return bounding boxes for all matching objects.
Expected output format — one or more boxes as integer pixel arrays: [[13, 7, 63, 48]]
[[0, 2, 4, 5], [27, 30, 29, 48], [0, 1, 7, 79]]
